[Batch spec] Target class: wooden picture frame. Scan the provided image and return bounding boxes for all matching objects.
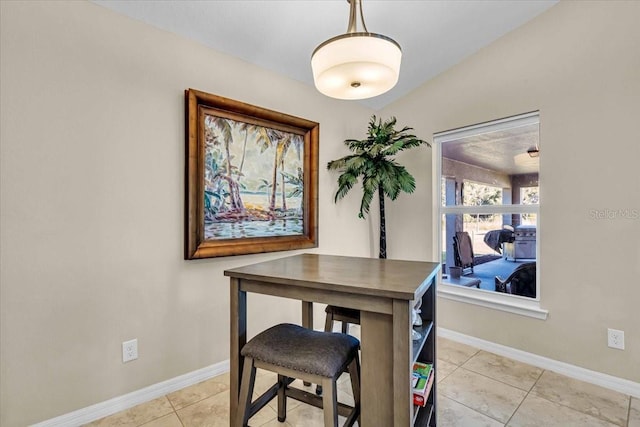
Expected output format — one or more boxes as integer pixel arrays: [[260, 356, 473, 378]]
[[185, 89, 318, 259]]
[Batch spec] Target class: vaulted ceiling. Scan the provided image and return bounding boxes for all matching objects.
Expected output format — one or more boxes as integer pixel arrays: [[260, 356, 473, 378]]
[[92, 0, 557, 110]]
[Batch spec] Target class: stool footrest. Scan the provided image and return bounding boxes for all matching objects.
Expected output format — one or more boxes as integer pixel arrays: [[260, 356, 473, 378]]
[[249, 378, 294, 419], [285, 386, 354, 418]]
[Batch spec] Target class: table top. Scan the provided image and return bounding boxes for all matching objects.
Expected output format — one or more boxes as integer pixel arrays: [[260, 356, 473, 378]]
[[224, 253, 440, 300]]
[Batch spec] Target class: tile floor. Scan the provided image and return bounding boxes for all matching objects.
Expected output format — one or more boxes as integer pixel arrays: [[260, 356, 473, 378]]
[[86, 337, 640, 427]]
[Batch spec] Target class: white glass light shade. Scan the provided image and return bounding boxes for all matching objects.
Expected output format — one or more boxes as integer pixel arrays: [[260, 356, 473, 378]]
[[311, 33, 402, 100]]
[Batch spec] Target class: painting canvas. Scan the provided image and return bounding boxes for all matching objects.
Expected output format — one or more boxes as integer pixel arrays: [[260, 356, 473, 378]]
[[185, 89, 318, 259], [203, 114, 304, 240]]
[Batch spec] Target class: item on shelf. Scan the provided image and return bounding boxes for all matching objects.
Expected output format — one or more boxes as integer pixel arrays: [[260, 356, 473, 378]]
[[412, 298, 423, 327], [412, 362, 434, 407], [412, 329, 422, 340], [413, 374, 435, 407], [412, 362, 432, 382], [414, 393, 425, 407]]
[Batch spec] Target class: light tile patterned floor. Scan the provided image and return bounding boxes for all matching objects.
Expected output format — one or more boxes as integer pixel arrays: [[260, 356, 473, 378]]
[[85, 338, 640, 426]]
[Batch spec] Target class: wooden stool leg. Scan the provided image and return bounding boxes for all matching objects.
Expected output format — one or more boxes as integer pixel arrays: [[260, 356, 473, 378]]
[[348, 357, 361, 427], [324, 310, 334, 332], [237, 357, 256, 427], [314, 310, 336, 396], [321, 378, 338, 427], [277, 374, 287, 422], [341, 321, 348, 334]]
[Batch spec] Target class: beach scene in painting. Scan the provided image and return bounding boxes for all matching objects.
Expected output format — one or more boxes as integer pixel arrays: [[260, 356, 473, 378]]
[[203, 114, 304, 240]]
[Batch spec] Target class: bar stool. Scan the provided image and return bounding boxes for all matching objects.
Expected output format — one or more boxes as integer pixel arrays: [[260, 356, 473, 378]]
[[237, 323, 361, 427], [314, 305, 361, 396], [324, 305, 361, 334]]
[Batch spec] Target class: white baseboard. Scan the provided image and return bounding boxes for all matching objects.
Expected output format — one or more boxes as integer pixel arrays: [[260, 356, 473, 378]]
[[438, 327, 640, 398], [31, 329, 640, 426], [31, 360, 230, 427]]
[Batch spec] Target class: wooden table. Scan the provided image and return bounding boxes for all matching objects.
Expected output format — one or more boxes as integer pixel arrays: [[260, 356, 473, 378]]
[[225, 254, 440, 426]]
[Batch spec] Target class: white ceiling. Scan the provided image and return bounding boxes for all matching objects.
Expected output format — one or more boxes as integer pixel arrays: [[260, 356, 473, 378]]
[[92, 0, 557, 110]]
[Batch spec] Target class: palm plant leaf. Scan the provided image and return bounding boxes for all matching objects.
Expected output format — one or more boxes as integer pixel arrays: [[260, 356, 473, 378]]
[[327, 114, 430, 258], [359, 172, 380, 218], [377, 160, 401, 200], [334, 170, 359, 202]]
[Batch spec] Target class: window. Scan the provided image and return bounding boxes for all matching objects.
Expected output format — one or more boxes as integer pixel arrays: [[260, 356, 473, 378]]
[[434, 112, 547, 319]]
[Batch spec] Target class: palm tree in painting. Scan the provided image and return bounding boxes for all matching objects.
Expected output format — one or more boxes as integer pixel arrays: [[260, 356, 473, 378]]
[[235, 121, 253, 183], [253, 126, 303, 216], [268, 130, 287, 213], [253, 127, 276, 213], [205, 116, 244, 214], [281, 166, 304, 217], [278, 137, 290, 212], [257, 178, 272, 205], [203, 147, 225, 219], [254, 127, 287, 214], [281, 167, 304, 198], [327, 116, 429, 259], [275, 133, 303, 213]]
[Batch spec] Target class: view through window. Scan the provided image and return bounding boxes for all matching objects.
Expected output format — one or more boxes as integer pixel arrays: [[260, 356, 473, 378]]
[[436, 112, 540, 300]]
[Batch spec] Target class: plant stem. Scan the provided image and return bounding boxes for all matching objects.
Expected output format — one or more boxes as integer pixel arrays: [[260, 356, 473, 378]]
[[379, 186, 387, 259]]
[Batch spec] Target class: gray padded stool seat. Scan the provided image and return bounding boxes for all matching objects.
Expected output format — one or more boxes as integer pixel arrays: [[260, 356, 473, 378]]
[[237, 323, 361, 427]]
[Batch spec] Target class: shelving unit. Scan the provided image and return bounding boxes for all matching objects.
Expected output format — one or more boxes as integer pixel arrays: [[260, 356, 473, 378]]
[[411, 271, 437, 426]]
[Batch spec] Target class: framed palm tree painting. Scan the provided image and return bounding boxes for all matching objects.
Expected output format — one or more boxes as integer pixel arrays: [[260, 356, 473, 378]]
[[185, 89, 318, 259]]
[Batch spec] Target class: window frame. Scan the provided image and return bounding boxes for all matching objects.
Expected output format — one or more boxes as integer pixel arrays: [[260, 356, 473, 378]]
[[433, 112, 548, 320]]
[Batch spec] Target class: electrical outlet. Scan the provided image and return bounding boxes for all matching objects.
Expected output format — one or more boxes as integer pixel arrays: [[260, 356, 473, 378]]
[[607, 328, 625, 350], [122, 339, 138, 362]]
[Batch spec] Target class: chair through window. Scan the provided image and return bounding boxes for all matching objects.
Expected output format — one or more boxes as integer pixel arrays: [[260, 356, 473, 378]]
[[453, 231, 475, 274]]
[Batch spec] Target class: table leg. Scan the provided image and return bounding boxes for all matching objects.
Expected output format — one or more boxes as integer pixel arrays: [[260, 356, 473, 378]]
[[301, 301, 313, 329], [230, 278, 247, 427], [392, 299, 413, 426], [301, 301, 314, 386], [360, 310, 393, 426]]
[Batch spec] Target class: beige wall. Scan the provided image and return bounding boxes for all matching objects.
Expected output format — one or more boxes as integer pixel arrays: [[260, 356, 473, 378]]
[[0, 2, 377, 425], [384, 0, 639, 383]]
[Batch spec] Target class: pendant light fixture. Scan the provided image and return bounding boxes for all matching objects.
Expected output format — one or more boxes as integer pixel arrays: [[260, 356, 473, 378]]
[[311, 0, 402, 100]]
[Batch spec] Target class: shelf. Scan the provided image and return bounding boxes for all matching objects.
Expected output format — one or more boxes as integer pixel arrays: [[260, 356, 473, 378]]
[[411, 267, 438, 426], [411, 321, 434, 362], [413, 403, 433, 427]]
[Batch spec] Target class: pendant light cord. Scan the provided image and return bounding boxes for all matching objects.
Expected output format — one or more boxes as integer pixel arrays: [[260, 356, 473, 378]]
[[347, 0, 369, 33]]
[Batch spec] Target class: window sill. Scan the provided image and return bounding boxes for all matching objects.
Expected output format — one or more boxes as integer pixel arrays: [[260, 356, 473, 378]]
[[438, 282, 548, 320]]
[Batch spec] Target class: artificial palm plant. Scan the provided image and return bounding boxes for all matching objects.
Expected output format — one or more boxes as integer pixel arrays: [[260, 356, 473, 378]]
[[327, 115, 430, 259]]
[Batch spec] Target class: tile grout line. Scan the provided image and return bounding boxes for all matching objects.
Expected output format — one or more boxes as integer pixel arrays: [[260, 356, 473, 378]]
[[439, 392, 508, 425], [441, 351, 514, 425], [503, 388, 530, 427], [441, 345, 538, 424], [625, 395, 631, 427], [436, 360, 461, 383], [453, 363, 541, 395], [502, 370, 543, 427], [164, 394, 186, 427], [458, 362, 630, 427], [527, 390, 628, 427], [133, 396, 176, 427], [461, 348, 547, 389], [533, 369, 631, 427], [442, 350, 604, 426], [438, 365, 526, 427]]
